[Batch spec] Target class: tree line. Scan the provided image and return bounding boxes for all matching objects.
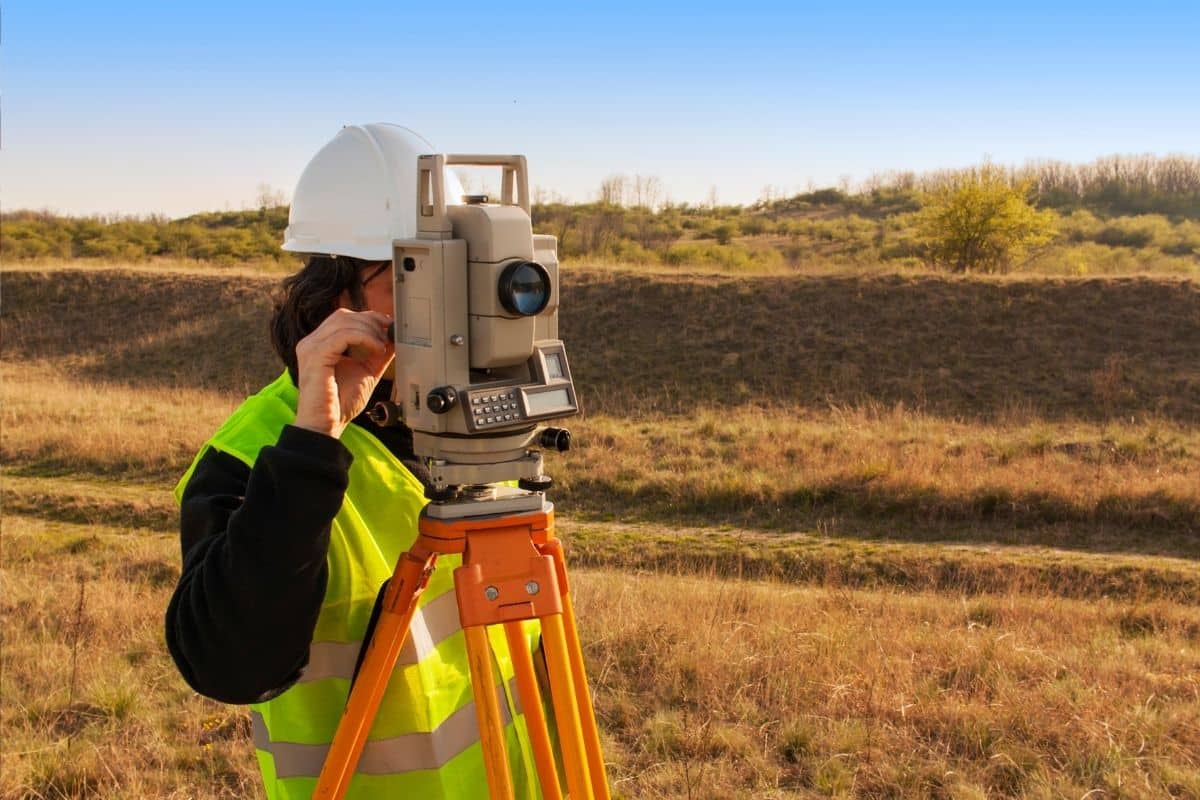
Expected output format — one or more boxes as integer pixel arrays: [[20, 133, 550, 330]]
[[2, 207, 289, 264], [3, 154, 1197, 273], [884, 154, 1200, 217]]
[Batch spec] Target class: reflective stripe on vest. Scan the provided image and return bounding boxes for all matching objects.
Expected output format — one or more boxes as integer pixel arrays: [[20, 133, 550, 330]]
[[300, 590, 463, 683], [177, 372, 541, 799], [252, 678, 524, 778]]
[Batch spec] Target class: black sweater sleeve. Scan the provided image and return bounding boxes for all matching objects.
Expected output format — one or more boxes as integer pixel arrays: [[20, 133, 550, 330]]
[[165, 425, 352, 704]]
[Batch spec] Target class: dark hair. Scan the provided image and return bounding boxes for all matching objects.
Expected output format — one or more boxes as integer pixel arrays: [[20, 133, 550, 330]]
[[269, 255, 375, 382]]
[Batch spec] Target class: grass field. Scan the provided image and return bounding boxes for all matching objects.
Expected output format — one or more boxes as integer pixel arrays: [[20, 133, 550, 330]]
[[2, 263, 1198, 798]]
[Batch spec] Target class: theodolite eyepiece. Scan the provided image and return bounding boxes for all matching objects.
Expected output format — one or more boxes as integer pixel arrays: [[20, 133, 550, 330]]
[[367, 400, 403, 427]]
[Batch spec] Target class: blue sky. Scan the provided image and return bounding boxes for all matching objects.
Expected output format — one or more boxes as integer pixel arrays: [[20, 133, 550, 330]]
[[4, 1, 1198, 216]]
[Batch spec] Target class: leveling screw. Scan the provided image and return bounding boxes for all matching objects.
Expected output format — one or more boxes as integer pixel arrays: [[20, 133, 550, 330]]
[[484, 586, 500, 601]]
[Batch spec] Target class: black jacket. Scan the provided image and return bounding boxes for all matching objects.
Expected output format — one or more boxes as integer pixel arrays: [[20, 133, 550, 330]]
[[164, 385, 431, 704]]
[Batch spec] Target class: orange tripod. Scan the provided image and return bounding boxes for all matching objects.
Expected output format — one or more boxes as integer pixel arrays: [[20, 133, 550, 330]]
[[313, 497, 611, 799]]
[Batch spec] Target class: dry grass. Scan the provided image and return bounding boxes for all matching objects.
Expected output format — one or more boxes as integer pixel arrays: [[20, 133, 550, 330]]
[[2, 269, 280, 395], [7, 359, 1195, 557], [2, 521, 1197, 799], [559, 521, 1200, 605], [3, 262, 1199, 798], [562, 269, 1200, 421], [0, 518, 258, 800], [576, 570, 1200, 799], [0, 362, 236, 481], [556, 407, 1200, 555]]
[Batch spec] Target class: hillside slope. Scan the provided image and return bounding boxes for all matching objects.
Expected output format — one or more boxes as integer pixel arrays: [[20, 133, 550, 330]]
[[5, 267, 1199, 421]]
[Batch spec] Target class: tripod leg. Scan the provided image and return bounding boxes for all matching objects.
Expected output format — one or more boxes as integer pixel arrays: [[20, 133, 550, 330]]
[[314, 548, 436, 800], [464, 625, 516, 800], [541, 613, 596, 800], [503, 622, 564, 800], [561, 592, 612, 800], [541, 538, 611, 800]]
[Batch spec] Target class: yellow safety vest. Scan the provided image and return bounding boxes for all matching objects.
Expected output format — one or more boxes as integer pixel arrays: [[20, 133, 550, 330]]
[[176, 372, 541, 799]]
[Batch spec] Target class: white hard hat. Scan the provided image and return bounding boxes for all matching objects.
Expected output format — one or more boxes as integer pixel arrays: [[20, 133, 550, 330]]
[[281, 123, 465, 260]]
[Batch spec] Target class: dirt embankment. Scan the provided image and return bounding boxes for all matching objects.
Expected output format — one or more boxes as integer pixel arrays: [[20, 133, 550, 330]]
[[5, 267, 1199, 421], [564, 269, 1200, 421]]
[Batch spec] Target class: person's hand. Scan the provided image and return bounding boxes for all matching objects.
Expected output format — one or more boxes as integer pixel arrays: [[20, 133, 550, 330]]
[[293, 309, 394, 439]]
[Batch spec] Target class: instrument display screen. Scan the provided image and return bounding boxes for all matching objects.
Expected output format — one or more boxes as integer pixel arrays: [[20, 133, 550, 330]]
[[526, 387, 572, 416]]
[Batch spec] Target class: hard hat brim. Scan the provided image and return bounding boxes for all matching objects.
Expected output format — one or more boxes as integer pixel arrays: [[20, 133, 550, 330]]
[[280, 236, 394, 261]]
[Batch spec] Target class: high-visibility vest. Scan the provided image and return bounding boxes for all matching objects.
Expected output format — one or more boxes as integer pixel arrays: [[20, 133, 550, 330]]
[[176, 372, 541, 799]]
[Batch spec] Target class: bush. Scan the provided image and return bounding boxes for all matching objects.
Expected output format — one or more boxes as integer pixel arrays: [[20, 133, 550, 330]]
[[0, 208, 289, 263], [1163, 219, 1200, 255], [609, 238, 657, 264], [916, 166, 1059, 273], [711, 221, 740, 245], [739, 216, 774, 236], [1093, 215, 1174, 249], [1059, 209, 1104, 243], [797, 188, 846, 206], [1023, 242, 1200, 277], [662, 242, 783, 272]]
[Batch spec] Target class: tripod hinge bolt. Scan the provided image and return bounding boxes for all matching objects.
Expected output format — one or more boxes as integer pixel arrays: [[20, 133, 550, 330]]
[[525, 581, 540, 596], [484, 586, 500, 601]]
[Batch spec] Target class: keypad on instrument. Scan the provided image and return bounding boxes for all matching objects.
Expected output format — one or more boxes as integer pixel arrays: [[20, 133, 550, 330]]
[[469, 389, 523, 428]]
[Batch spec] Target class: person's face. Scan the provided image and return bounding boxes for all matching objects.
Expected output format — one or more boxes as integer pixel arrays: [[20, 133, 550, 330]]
[[339, 259, 396, 379], [356, 260, 394, 316]]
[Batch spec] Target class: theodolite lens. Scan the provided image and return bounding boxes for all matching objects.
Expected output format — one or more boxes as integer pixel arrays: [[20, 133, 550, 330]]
[[498, 261, 551, 316]]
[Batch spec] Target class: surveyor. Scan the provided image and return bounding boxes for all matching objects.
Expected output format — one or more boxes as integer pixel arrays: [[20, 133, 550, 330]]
[[165, 124, 543, 799]]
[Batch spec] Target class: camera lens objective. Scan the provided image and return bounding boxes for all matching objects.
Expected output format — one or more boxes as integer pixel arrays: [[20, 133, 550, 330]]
[[498, 261, 551, 316]]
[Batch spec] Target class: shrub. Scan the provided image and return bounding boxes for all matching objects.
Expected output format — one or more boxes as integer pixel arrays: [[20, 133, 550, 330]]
[[739, 216, 774, 236], [1023, 242, 1199, 277], [662, 241, 784, 272], [1163, 219, 1200, 255], [712, 221, 740, 245], [797, 188, 846, 206], [1093, 215, 1173, 249], [916, 165, 1059, 273], [1059, 209, 1104, 243]]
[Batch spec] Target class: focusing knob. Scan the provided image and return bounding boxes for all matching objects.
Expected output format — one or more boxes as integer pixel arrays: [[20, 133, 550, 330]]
[[426, 387, 458, 414], [539, 428, 572, 452]]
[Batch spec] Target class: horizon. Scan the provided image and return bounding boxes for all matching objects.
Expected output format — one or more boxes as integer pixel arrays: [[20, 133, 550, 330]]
[[4, 1, 1199, 217], [4, 151, 1197, 222]]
